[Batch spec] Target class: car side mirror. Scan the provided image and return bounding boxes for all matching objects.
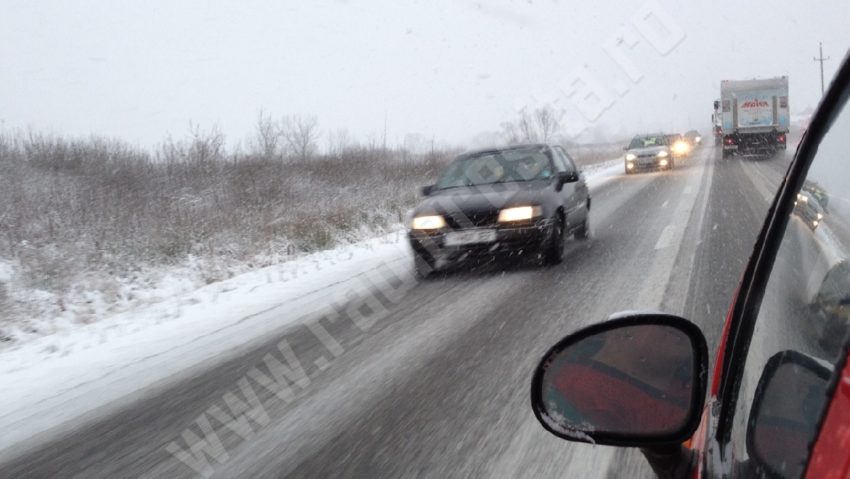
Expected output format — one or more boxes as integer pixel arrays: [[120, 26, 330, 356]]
[[420, 185, 435, 196], [557, 171, 579, 183], [746, 350, 832, 479], [530, 312, 708, 447], [623, 146, 629, 151]]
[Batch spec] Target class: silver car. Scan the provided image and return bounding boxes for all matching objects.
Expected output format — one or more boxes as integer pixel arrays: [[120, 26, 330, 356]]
[[623, 134, 674, 174]]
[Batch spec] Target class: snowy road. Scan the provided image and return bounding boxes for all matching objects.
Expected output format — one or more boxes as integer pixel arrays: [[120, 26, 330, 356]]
[[0, 143, 795, 478]]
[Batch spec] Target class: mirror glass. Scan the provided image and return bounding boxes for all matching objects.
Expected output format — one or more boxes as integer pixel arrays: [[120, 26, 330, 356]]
[[748, 351, 831, 479], [538, 323, 696, 439]]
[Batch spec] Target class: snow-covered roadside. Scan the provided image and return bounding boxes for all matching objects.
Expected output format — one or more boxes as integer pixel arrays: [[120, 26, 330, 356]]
[[583, 159, 624, 189], [0, 158, 624, 458], [0, 231, 413, 456]]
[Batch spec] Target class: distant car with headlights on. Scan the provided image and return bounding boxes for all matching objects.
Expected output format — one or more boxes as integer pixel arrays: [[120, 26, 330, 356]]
[[684, 129, 703, 147], [794, 190, 826, 230], [623, 134, 673, 174], [667, 133, 691, 159], [408, 144, 590, 277]]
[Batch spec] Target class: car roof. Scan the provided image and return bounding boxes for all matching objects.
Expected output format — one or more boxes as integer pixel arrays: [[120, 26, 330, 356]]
[[632, 133, 666, 138], [461, 143, 552, 157]]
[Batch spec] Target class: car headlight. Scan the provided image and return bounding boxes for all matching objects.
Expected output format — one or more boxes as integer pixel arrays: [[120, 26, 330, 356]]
[[673, 141, 689, 154], [695, 136, 702, 143], [411, 215, 446, 230], [657, 150, 669, 158], [625, 153, 637, 161], [817, 212, 824, 220], [797, 193, 808, 203], [498, 206, 542, 222]]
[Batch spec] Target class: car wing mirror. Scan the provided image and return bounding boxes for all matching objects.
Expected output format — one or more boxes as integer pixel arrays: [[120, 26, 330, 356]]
[[556, 171, 579, 183], [420, 185, 434, 196], [530, 312, 708, 447], [746, 350, 832, 479], [623, 146, 629, 151]]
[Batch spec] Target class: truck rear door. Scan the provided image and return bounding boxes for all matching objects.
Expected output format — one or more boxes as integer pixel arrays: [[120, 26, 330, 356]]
[[737, 91, 775, 128]]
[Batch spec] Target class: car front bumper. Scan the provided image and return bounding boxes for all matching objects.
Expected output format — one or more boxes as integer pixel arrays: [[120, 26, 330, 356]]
[[408, 221, 552, 266], [625, 158, 671, 171]]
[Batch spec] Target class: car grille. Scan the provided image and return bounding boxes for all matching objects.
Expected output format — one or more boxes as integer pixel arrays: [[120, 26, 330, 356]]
[[444, 211, 499, 229]]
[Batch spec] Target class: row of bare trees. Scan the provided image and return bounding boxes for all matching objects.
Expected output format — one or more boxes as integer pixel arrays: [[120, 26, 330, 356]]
[[247, 103, 571, 164], [500, 104, 565, 144], [252, 111, 320, 162]]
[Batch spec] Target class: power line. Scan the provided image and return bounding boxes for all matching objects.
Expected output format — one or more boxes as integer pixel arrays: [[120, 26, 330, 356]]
[[813, 41, 830, 96]]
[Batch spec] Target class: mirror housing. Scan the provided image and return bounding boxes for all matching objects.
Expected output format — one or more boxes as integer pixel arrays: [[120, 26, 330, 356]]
[[746, 350, 832, 479], [420, 185, 435, 196], [530, 312, 708, 447], [557, 171, 579, 183]]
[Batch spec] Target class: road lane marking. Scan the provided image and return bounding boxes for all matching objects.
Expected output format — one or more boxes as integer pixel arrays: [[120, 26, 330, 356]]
[[635, 145, 711, 311], [654, 225, 676, 250], [738, 160, 779, 203], [661, 200, 669, 208]]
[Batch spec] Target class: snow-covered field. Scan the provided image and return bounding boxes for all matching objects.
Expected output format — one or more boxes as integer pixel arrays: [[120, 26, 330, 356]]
[[0, 157, 624, 458]]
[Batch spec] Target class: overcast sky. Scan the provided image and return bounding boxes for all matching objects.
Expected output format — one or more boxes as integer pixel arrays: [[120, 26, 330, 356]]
[[1, 0, 848, 149]]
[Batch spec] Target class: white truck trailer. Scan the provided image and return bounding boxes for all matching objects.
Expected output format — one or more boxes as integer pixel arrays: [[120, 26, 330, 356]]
[[719, 77, 790, 157]]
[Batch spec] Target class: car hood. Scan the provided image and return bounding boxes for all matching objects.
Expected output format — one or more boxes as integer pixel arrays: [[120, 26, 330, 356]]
[[627, 145, 669, 156], [413, 181, 550, 219]]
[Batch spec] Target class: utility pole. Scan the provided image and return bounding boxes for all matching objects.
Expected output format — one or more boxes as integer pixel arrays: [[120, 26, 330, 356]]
[[813, 42, 830, 96]]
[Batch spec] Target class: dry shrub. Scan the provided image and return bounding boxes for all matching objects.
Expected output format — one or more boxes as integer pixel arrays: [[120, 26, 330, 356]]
[[0, 130, 454, 297]]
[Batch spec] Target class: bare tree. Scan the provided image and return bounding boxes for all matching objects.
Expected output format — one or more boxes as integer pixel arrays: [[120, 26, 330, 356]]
[[326, 128, 351, 159], [534, 105, 563, 142], [518, 108, 538, 142], [163, 122, 225, 166], [501, 108, 537, 143], [253, 110, 280, 159], [500, 104, 564, 144], [281, 115, 319, 162]]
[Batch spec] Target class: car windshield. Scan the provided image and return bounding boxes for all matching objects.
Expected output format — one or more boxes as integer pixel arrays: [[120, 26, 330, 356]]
[[435, 148, 553, 188], [629, 136, 667, 148], [1, 2, 848, 479]]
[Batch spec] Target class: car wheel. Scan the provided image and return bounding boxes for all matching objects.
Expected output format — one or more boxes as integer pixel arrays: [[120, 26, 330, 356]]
[[543, 215, 565, 266], [574, 212, 590, 241], [414, 254, 436, 278]]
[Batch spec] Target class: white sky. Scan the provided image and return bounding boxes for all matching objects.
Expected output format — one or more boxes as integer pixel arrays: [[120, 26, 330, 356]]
[[1, 0, 848, 148]]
